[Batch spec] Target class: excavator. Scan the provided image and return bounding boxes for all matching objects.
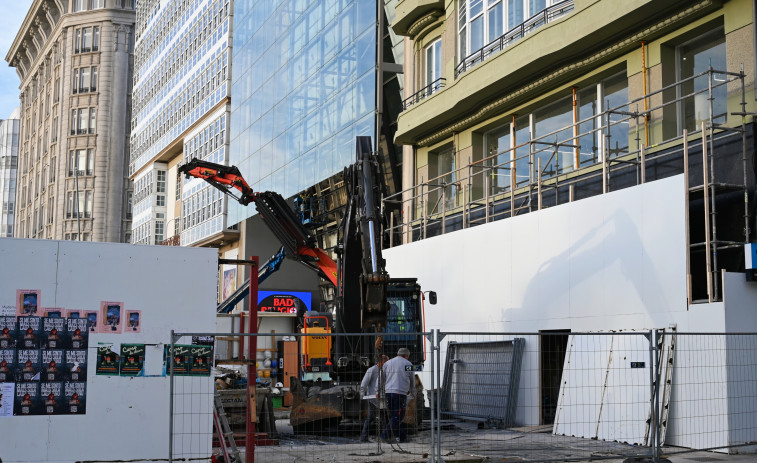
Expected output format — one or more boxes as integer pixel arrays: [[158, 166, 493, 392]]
[[179, 136, 434, 432]]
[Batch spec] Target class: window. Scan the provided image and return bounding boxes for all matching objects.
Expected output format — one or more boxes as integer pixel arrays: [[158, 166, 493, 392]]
[[73, 0, 87, 12], [458, 0, 562, 61], [155, 220, 164, 243], [87, 149, 95, 175], [85, 191, 93, 218], [677, 27, 727, 134], [156, 195, 166, 206], [157, 170, 166, 192], [425, 39, 442, 88], [66, 192, 74, 218], [73, 69, 79, 93], [89, 108, 96, 134], [93, 27, 100, 51], [91, 67, 98, 91], [92, 0, 105, 8], [79, 67, 90, 92]]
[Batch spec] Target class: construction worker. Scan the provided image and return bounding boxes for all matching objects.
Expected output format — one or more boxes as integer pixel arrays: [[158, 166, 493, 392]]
[[359, 354, 389, 442], [380, 347, 414, 443]]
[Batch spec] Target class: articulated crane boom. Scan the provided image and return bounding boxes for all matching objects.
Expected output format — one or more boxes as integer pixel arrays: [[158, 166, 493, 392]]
[[178, 159, 338, 289]]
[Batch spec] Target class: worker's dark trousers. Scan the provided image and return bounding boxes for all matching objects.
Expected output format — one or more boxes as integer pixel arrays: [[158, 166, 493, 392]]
[[382, 393, 407, 442], [360, 401, 380, 441]]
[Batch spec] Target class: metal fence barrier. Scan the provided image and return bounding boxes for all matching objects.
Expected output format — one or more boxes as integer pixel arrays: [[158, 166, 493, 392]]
[[167, 330, 757, 463]]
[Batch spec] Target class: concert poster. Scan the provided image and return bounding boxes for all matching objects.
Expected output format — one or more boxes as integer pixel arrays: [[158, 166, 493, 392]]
[[188, 345, 213, 376], [41, 349, 65, 383], [0, 316, 16, 349], [65, 349, 87, 382], [163, 344, 190, 375], [0, 349, 15, 383], [0, 382, 13, 417], [100, 301, 123, 334], [66, 317, 89, 350], [16, 290, 40, 317], [120, 344, 145, 377], [125, 310, 141, 333], [18, 316, 41, 349], [16, 349, 40, 382], [14, 382, 39, 416], [63, 381, 86, 415], [95, 346, 119, 376], [85, 311, 99, 334], [42, 316, 66, 349], [39, 382, 63, 415]]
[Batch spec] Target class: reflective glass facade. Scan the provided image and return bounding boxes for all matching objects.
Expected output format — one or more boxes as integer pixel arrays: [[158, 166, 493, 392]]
[[229, 0, 377, 225]]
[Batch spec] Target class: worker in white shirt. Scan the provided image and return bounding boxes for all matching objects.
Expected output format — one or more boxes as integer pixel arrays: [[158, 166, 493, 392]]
[[359, 354, 389, 442], [380, 347, 414, 443]]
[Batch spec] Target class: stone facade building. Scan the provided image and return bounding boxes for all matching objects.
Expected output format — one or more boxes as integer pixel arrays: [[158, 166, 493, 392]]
[[6, 0, 135, 242]]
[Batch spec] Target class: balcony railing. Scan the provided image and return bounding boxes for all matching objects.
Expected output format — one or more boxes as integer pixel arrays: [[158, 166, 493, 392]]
[[455, 0, 574, 78], [402, 78, 446, 110]]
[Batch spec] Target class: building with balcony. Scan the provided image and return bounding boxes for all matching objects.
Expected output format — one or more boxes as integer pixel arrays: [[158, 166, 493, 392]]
[[6, 0, 135, 242], [383, 0, 757, 442], [129, 0, 233, 249], [0, 109, 21, 237]]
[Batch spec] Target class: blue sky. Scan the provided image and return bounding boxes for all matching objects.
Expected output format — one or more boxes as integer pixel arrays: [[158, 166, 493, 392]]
[[0, 2, 33, 120]]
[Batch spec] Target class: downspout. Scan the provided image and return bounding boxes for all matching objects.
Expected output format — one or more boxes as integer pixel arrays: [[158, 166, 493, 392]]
[[641, 41, 649, 146]]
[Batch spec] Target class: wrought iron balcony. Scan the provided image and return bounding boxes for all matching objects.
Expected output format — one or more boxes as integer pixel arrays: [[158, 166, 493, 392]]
[[455, 0, 574, 78], [402, 78, 446, 111]]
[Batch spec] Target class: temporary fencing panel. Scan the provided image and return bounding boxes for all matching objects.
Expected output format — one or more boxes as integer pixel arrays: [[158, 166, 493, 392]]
[[166, 330, 757, 463]]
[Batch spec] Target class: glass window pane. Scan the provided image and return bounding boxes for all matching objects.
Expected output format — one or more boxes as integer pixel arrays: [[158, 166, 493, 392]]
[[488, 2, 503, 42], [470, 16, 484, 53]]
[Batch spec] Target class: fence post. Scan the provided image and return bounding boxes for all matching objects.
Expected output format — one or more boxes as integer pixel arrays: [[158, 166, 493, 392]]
[[169, 330, 176, 463], [435, 329, 445, 463], [426, 332, 436, 463]]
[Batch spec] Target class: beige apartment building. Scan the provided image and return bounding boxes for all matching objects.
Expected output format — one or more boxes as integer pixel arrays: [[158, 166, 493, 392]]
[[6, 0, 135, 242]]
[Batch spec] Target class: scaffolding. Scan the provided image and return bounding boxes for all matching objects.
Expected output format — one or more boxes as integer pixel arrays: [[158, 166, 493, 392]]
[[383, 67, 755, 303]]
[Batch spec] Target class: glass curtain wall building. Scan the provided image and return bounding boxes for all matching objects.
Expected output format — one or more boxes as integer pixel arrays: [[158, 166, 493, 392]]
[[130, 0, 233, 246], [0, 109, 21, 237], [228, 0, 377, 225]]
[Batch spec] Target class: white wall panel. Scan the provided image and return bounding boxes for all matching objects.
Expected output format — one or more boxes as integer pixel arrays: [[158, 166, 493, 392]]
[[0, 238, 217, 463], [385, 175, 688, 334]]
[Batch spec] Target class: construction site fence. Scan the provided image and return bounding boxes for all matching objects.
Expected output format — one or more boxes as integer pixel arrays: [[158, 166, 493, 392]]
[[167, 330, 757, 463]]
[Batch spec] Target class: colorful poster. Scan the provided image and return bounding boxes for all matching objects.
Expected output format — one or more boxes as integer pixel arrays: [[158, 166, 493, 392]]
[[17, 349, 40, 382], [164, 344, 190, 375], [42, 308, 65, 318], [0, 349, 15, 383], [42, 316, 67, 349], [14, 382, 39, 416], [41, 350, 65, 383], [258, 290, 312, 314], [100, 301, 123, 334], [40, 382, 63, 415], [63, 381, 86, 415], [125, 310, 142, 333], [188, 345, 213, 376], [95, 346, 119, 376], [66, 317, 89, 350], [222, 266, 237, 301], [120, 344, 145, 377], [85, 311, 99, 334], [16, 290, 40, 317], [0, 316, 16, 349], [66, 310, 84, 318], [0, 382, 13, 417], [18, 316, 41, 349], [65, 349, 87, 382]]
